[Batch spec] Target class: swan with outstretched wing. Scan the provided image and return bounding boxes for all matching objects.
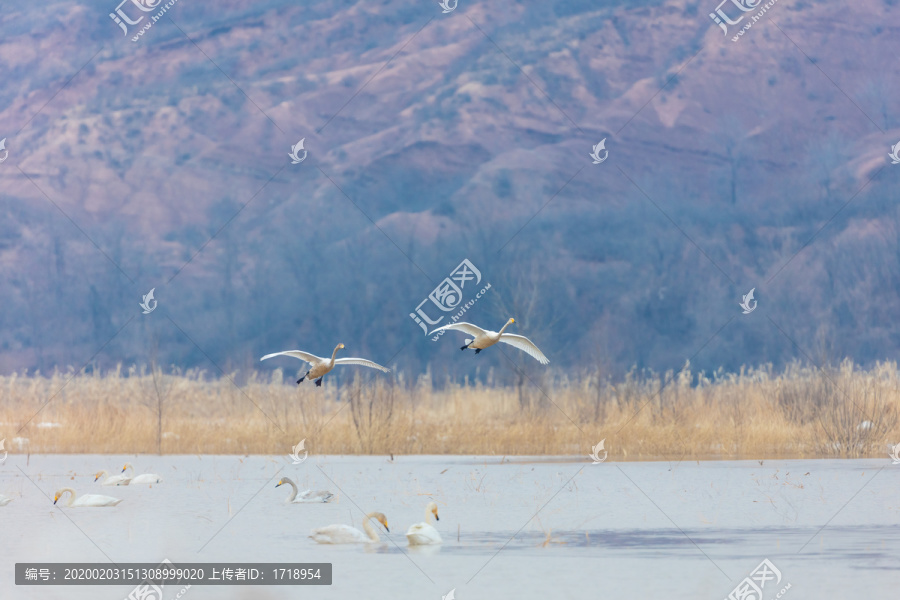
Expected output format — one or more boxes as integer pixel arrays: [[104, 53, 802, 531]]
[[261, 344, 390, 387], [430, 319, 549, 364]]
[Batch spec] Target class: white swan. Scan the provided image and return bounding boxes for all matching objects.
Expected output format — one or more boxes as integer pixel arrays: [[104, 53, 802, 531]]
[[406, 501, 442, 545], [54, 488, 121, 507], [261, 343, 390, 387], [94, 469, 131, 486], [275, 477, 334, 503], [0, 494, 12, 506], [310, 511, 389, 544], [430, 318, 549, 364], [121, 463, 162, 484]]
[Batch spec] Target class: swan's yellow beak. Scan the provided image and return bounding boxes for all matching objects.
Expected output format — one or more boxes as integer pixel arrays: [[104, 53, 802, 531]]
[[275, 479, 283, 487], [93, 473, 101, 482], [433, 508, 440, 521], [53, 494, 59, 504], [510, 318, 515, 323], [338, 343, 345, 349], [120, 465, 127, 473]]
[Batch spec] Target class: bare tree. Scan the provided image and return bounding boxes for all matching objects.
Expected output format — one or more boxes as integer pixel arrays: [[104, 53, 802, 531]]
[[712, 116, 747, 206], [492, 260, 561, 411], [349, 375, 395, 453]]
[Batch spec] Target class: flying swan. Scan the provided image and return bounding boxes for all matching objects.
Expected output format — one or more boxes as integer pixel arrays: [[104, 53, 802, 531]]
[[121, 463, 162, 484], [275, 477, 334, 503], [260, 343, 390, 387], [54, 488, 122, 507], [406, 501, 442, 545], [94, 469, 131, 486], [310, 512, 389, 544], [430, 318, 549, 364]]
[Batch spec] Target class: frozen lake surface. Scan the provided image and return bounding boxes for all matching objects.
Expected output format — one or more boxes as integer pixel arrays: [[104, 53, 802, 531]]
[[1, 455, 898, 599]]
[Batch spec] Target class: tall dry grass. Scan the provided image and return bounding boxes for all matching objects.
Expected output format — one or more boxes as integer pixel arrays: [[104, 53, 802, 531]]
[[1, 360, 898, 459]]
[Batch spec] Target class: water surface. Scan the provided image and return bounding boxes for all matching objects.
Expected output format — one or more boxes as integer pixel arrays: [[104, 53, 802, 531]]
[[1, 455, 897, 599]]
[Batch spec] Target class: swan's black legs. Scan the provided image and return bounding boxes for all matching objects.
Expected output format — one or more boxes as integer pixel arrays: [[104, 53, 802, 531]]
[[297, 371, 309, 385], [474, 349, 481, 355], [315, 377, 324, 387], [460, 344, 469, 351]]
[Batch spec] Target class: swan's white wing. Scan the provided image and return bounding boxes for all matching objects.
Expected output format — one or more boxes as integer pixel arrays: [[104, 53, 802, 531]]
[[260, 350, 322, 364], [428, 322, 487, 337], [406, 522, 442, 545], [333, 358, 391, 373], [498, 334, 550, 365], [75, 494, 122, 507], [297, 490, 335, 503], [107, 475, 131, 486], [310, 524, 368, 544]]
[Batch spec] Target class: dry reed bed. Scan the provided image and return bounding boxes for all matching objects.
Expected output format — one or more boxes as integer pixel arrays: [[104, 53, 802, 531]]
[[1, 361, 898, 459]]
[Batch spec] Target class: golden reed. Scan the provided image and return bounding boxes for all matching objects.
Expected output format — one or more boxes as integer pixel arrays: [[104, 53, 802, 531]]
[[1, 360, 897, 459]]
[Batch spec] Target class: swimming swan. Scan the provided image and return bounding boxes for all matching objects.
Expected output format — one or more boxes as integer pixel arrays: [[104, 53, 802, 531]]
[[275, 477, 334, 503], [121, 463, 162, 484], [94, 470, 131, 486], [406, 501, 442, 545], [0, 494, 11, 506], [53, 488, 122, 507], [430, 318, 549, 364], [310, 512, 389, 544], [261, 343, 390, 386]]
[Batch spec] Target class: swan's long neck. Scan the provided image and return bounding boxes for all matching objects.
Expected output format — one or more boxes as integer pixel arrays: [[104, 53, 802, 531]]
[[498, 320, 513, 335], [362, 513, 381, 542], [60, 488, 76, 507], [425, 508, 435, 524], [284, 479, 298, 502], [329, 345, 341, 366]]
